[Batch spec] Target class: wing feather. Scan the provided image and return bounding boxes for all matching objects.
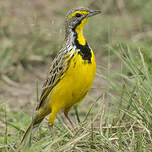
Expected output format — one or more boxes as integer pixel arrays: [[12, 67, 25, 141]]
[[36, 49, 74, 110]]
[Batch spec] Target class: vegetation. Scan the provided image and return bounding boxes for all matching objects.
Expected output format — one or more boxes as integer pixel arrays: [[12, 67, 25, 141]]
[[0, 0, 152, 151]]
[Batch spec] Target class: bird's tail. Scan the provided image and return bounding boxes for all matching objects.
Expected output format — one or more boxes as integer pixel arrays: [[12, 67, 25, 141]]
[[19, 117, 44, 149]]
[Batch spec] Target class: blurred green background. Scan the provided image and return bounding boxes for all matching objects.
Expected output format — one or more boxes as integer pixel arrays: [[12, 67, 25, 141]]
[[0, 0, 152, 151], [1, 0, 152, 76]]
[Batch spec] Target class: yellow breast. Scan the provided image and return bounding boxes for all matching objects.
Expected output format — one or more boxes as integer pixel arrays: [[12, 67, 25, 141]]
[[49, 50, 96, 110]]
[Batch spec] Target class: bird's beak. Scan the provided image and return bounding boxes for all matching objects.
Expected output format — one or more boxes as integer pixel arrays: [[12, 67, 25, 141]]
[[86, 10, 101, 18]]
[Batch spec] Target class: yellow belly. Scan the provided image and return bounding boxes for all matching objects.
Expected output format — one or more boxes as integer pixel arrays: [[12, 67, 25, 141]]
[[49, 50, 96, 111]]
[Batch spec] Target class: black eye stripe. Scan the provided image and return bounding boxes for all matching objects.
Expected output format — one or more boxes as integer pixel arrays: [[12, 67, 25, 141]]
[[75, 13, 81, 17]]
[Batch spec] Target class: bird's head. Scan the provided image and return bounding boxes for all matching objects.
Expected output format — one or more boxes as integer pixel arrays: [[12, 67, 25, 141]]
[[65, 7, 101, 38]]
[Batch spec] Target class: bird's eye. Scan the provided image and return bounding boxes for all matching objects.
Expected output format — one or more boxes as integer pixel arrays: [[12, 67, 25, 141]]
[[75, 13, 82, 17]]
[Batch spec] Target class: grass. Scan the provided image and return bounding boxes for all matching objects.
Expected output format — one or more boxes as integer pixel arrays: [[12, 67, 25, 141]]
[[0, 0, 152, 151]]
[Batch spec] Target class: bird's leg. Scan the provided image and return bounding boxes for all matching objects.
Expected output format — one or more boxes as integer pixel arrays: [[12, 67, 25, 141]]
[[65, 113, 75, 128], [47, 109, 59, 149], [48, 124, 53, 132], [48, 109, 58, 132], [64, 107, 75, 128]]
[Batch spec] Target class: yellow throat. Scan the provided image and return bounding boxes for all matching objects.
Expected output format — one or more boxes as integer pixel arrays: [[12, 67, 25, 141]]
[[75, 18, 88, 46]]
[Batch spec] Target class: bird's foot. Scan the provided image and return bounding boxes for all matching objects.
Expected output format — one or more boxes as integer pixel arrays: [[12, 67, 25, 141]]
[[48, 124, 54, 135]]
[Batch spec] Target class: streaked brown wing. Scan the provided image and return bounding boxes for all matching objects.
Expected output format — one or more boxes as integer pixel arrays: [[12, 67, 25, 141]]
[[36, 49, 73, 110]]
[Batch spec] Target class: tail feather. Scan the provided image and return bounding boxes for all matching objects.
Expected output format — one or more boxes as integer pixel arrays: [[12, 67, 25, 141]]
[[20, 118, 44, 149]]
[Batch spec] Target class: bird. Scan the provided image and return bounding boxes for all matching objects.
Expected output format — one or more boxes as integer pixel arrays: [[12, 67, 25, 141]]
[[20, 7, 101, 147]]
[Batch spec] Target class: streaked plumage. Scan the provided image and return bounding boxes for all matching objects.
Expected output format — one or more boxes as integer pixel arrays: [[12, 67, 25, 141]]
[[20, 7, 100, 148]]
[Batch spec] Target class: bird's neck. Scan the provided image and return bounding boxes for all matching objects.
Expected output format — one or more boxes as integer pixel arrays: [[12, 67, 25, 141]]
[[74, 20, 86, 46], [65, 18, 88, 47], [65, 19, 92, 62]]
